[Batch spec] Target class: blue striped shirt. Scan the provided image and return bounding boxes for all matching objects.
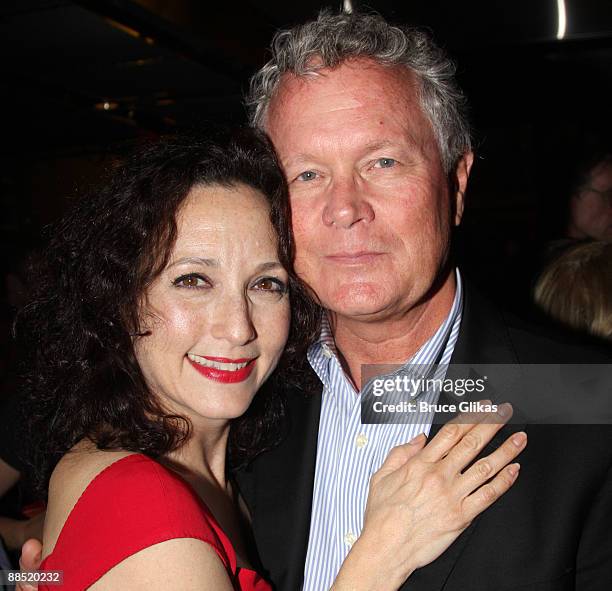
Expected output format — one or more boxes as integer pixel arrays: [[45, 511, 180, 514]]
[[302, 269, 464, 591]]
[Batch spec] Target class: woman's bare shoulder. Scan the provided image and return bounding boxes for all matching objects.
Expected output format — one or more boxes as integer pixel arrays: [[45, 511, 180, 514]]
[[88, 538, 235, 591], [43, 444, 236, 590], [43, 442, 137, 558]]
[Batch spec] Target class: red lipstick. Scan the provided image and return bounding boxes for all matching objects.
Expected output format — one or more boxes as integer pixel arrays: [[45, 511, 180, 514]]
[[187, 356, 256, 384]]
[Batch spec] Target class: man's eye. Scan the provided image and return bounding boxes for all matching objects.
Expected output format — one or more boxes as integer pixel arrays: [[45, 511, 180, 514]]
[[297, 170, 317, 182], [173, 274, 209, 289], [252, 277, 287, 294], [374, 158, 396, 168]]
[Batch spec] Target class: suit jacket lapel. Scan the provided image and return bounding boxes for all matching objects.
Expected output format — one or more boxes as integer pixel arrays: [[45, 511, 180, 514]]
[[404, 283, 526, 591], [235, 372, 322, 591], [430, 281, 527, 434]]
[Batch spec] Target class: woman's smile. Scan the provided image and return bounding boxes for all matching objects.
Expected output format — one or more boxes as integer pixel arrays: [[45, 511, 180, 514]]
[[186, 354, 257, 384]]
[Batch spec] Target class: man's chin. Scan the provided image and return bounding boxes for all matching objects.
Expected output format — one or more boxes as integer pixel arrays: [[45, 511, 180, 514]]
[[321, 283, 397, 320]]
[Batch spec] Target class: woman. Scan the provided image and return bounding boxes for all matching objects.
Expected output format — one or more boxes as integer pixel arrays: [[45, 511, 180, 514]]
[[18, 127, 524, 590]]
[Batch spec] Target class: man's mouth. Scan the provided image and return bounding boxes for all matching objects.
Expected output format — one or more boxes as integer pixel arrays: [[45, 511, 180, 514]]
[[325, 251, 384, 263]]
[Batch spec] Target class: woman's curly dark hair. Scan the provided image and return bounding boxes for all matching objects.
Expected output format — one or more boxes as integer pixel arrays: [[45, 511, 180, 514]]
[[17, 126, 320, 495]]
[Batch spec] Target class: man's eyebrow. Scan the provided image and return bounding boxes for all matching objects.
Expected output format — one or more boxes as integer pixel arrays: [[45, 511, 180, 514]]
[[362, 138, 423, 154], [167, 257, 218, 269], [362, 140, 398, 152], [282, 154, 317, 168], [283, 141, 412, 167]]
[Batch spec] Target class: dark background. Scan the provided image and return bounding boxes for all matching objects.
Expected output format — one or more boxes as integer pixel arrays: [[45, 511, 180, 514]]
[[2, 0, 612, 314]]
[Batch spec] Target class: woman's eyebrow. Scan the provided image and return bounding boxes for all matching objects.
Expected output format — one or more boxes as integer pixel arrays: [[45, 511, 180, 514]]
[[166, 258, 283, 273], [254, 261, 284, 273], [167, 257, 219, 269]]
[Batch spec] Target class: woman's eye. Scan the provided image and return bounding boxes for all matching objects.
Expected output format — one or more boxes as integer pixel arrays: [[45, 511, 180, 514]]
[[252, 277, 287, 294], [297, 170, 317, 182], [374, 158, 396, 168], [173, 274, 209, 289]]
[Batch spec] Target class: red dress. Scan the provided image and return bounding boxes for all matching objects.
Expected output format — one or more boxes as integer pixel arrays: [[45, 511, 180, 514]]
[[39, 454, 271, 591]]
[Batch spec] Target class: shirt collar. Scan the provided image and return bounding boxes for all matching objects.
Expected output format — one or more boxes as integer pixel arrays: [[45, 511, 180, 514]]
[[307, 268, 464, 391]]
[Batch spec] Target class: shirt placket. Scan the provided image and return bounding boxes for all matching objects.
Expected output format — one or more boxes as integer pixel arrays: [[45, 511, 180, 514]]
[[337, 385, 374, 564]]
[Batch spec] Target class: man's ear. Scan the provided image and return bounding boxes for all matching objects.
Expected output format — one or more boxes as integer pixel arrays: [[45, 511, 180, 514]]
[[452, 151, 474, 226]]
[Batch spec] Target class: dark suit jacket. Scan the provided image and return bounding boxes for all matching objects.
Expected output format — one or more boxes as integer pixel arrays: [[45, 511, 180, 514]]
[[235, 285, 612, 591]]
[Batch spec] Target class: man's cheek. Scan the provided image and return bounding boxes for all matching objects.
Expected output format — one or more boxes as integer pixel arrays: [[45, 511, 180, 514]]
[[293, 252, 313, 278], [291, 215, 319, 261], [290, 208, 312, 239]]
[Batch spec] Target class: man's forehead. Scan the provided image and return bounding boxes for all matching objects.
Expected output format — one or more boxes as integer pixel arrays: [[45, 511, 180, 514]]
[[272, 60, 417, 107], [267, 62, 422, 136], [265, 62, 433, 161]]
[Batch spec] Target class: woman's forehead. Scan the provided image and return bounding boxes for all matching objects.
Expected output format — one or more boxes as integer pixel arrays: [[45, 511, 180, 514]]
[[172, 184, 279, 260]]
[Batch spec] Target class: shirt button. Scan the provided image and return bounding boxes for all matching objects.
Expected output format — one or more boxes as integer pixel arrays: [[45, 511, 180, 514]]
[[344, 532, 357, 547], [322, 344, 333, 358], [355, 433, 368, 448]]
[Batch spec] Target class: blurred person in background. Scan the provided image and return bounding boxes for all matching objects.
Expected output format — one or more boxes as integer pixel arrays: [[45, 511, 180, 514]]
[[566, 152, 612, 243], [534, 240, 612, 343], [543, 143, 612, 257]]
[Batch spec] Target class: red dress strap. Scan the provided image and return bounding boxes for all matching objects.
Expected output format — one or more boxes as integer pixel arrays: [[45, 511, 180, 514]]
[[39, 454, 237, 590]]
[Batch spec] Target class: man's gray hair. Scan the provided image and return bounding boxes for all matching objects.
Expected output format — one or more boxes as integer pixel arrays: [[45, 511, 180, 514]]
[[247, 10, 472, 174]]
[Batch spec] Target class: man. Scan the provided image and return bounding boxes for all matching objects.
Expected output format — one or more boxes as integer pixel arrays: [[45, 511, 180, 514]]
[[234, 10, 612, 591], [566, 151, 612, 242], [19, 10, 612, 591]]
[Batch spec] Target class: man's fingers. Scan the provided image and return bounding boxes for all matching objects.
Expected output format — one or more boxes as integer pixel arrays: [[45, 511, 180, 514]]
[[462, 462, 521, 520], [458, 431, 527, 496], [419, 400, 493, 462]]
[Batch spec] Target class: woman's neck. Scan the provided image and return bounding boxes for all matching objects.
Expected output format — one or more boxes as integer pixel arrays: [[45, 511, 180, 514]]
[[164, 420, 231, 490]]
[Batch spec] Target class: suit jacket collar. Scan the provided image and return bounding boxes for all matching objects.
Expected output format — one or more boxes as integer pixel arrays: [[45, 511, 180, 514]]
[[431, 280, 525, 428], [407, 283, 526, 591], [234, 376, 322, 591]]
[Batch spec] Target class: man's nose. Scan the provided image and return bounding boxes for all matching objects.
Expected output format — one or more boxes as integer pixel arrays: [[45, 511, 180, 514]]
[[210, 294, 257, 345], [322, 177, 375, 229]]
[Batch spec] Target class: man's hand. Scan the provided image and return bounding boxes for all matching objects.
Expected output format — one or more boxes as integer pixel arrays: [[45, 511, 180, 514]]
[[17, 538, 43, 591]]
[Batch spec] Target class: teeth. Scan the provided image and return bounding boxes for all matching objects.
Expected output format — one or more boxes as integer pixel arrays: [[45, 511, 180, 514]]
[[188, 354, 250, 371]]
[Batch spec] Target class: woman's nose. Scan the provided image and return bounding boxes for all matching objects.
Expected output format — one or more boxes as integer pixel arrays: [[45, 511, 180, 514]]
[[210, 294, 257, 345]]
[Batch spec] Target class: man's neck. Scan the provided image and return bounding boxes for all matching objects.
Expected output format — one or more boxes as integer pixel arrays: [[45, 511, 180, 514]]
[[329, 270, 457, 390]]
